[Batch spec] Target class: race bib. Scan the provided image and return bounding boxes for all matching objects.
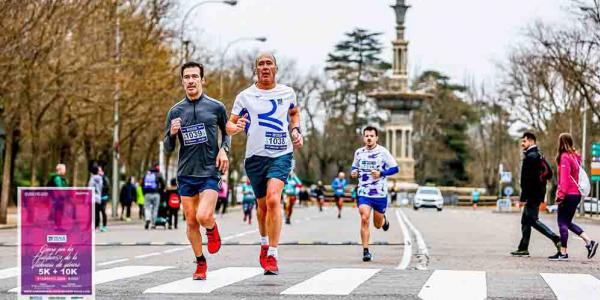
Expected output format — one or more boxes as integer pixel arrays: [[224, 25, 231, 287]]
[[181, 124, 207, 146], [265, 132, 287, 150], [359, 160, 377, 171]]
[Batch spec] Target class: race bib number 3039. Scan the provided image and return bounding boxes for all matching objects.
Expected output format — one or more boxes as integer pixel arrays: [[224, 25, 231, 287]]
[[181, 124, 207, 146], [265, 132, 287, 151]]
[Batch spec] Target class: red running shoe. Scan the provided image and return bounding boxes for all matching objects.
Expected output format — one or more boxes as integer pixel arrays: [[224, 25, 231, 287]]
[[206, 223, 221, 254], [259, 245, 269, 269], [264, 255, 279, 275], [193, 260, 207, 280]]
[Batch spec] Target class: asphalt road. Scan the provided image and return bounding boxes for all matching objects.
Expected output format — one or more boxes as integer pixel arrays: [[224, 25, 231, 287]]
[[1, 204, 600, 299]]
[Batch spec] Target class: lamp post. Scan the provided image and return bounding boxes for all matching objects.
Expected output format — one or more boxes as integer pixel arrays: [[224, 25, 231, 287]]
[[219, 36, 267, 99], [180, 0, 238, 49]]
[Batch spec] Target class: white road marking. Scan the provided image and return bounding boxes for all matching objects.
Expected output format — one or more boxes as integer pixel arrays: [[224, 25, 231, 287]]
[[418, 270, 487, 300], [9, 265, 172, 293], [97, 258, 129, 266], [0, 267, 17, 279], [395, 209, 412, 270], [281, 268, 380, 295], [135, 252, 161, 259], [143, 267, 263, 294], [163, 247, 188, 254], [399, 208, 429, 270], [541, 273, 600, 300]]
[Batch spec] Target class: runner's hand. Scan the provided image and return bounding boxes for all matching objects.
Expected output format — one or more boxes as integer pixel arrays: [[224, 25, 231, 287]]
[[351, 170, 358, 178], [234, 114, 249, 134], [170, 118, 182, 136], [291, 130, 303, 149], [216, 148, 229, 174], [371, 169, 381, 179]]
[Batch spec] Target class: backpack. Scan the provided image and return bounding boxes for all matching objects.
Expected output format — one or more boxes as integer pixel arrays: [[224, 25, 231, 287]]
[[569, 155, 591, 197], [539, 155, 553, 183], [143, 172, 158, 190], [168, 192, 180, 209]]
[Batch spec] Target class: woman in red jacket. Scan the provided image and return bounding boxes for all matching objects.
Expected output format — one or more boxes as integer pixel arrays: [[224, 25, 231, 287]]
[[550, 133, 598, 261]]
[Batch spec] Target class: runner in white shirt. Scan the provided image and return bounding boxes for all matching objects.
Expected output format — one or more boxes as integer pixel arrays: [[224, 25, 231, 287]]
[[351, 126, 398, 262], [226, 53, 303, 275]]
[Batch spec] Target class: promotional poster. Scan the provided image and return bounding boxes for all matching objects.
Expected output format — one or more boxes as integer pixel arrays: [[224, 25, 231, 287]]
[[18, 188, 94, 300]]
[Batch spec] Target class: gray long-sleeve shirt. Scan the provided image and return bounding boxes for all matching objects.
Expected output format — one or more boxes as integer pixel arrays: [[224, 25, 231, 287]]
[[163, 94, 231, 178]]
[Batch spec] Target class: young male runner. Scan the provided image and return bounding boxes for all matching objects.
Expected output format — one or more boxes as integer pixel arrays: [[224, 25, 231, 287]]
[[331, 172, 348, 219], [164, 61, 230, 280], [226, 53, 303, 275], [351, 126, 398, 262]]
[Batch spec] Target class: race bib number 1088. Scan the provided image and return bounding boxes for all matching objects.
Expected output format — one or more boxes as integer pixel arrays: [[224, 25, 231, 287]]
[[265, 132, 287, 151]]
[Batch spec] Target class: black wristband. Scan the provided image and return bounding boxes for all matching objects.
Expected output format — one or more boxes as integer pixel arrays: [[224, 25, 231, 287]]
[[291, 126, 301, 135]]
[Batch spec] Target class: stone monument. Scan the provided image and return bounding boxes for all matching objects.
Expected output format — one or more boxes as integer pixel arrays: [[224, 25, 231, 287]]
[[371, 0, 430, 183]]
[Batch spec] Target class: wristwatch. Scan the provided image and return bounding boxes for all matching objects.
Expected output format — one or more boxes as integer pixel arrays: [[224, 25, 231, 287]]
[[291, 126, 301, 135], [221, 144, 230, 154]]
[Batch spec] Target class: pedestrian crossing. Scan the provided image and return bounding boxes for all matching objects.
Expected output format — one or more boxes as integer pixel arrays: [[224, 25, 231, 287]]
[[3, 265, 600, 299]]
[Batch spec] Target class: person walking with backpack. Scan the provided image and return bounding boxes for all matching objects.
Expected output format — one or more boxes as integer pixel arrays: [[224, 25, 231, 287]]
[[511, 132, 562, 257], [142, 164, 166, 230], [549, 133, 598, 261]]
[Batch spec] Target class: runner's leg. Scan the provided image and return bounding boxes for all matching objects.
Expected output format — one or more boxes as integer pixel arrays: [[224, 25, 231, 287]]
[[266, 178, 284, 247], [359, 204, 372, 249], [182, 195, 201, 256]]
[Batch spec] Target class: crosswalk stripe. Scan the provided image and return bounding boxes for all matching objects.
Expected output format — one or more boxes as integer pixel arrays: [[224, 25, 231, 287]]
[[8, 265, 172, 293], [143, 267, 263, 294], [541, 273, 600, 300], [418, 270, 486, 300], [0, 267, 17, 279], [281, 268, 380, 295]]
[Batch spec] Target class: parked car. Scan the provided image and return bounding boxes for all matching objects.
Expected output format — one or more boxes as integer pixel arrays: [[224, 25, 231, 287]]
[[582, 197, 600, 214], [414, 186, 443, 211]]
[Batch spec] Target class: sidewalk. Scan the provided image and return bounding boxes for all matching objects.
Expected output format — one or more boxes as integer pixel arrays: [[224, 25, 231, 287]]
[[0, 202, 244, 230]]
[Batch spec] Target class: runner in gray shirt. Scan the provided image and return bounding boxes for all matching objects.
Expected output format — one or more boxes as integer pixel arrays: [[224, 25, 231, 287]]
[[163, 61, 230, 281]]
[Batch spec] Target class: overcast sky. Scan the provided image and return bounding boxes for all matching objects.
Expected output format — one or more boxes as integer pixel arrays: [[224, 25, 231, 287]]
[[179, 0, 569, 87]]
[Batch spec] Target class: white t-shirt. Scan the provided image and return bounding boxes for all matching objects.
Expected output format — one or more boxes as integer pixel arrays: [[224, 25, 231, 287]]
[[351, 145, 398, 198], [232, 83, 298, 158]]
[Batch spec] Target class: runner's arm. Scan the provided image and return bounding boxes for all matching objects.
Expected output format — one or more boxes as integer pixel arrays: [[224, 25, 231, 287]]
[[163, 110, 176, 153], [218, 105, 231, 151], [226, 115, 241, 136]]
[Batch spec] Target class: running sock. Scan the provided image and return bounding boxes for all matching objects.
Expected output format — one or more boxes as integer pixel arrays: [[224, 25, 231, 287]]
[[261, 236, 269, 246], [196, 255, 206, 263], [268, 247, 278, 258]]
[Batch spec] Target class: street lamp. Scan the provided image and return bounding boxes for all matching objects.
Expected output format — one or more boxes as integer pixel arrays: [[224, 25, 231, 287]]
[[219, 36, 267, 99], [180, 0, 238, 43]]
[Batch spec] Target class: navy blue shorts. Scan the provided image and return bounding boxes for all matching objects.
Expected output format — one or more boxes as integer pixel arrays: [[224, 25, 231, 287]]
[[244, 153, 293, 199], [177, 176, 220, 197], [357, 196, 388, 214]]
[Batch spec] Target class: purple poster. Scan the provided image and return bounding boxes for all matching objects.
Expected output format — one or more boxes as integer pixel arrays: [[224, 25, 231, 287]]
[[19, 188, 94, 300]]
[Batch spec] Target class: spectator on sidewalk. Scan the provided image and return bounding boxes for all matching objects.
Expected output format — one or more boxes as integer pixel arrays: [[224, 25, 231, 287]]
[[215, 179, 229, 216], [47, 163, 68, 187], [165, 178, 180, 230], [136, 178, 145, 220], [89, 166, 106, 232], [119, 176, 136, 222], [142, 164, 165, 229], [47, 163, 70, 226]]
